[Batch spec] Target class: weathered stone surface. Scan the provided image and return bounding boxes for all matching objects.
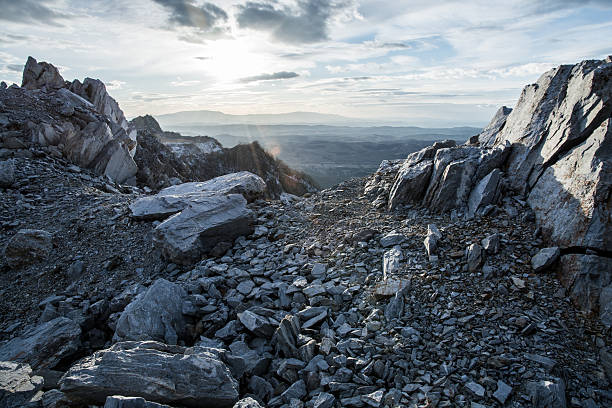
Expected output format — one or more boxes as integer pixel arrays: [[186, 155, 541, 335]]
[[467, 168, 502, 217], [232, 397, 263, 408], [0, 361, 44, 408], [238, 310, 275, 338], [531, 247, 560, 272], [527, 379, 567, 408], [159, 172, 267, 203], [0, 317, 81, 370], [153, 194, 254, 264], [559, 254, 612, 314], [466, 243, 483, 272], [478, 106, 512, 146], [388, 160, 433, 210], [60, 341, 238, 408], [114, 279, 187, 345], [104, 395, 172, 408], [22, 56, 66, 90], [383, 247, 402, 279], [0, 159, 15, 188], [4, 229, 53, 268], [600, 285, 612, 328], [274, 315, 300, 357], [130, 191, 218, 221]]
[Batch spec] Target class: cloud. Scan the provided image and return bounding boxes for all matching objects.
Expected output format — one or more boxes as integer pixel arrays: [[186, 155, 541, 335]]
[[106, 80, 126, 90], [152, 0, 229, 35], [240, 71, 299, 82], [0, 0, 68, 25], [235, 0, 353, 44]]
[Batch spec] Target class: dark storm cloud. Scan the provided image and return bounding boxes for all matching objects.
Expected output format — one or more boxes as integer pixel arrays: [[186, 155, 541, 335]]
[[236, 0, 351, 44], [152, 0, 229, 33], [240, 71, 299, 83], [0, 0, 66, 25]]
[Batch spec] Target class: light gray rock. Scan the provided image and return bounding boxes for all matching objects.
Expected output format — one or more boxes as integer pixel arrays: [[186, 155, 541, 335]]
[[0, 361, 44, 408], [0, 160, 15, 188], [383, 247, 402, 280], [424, 224, 442, 257], [478, 106, 512, 146], [467, 168, 502, 217], [313, 392, 335, 408], [493, 380, 512, 404], [60, 341, 238, 408], [4, 229, 53, 268], [0, 317, 81, 370], [69, 78, 130, 133], [114, 279, 186, 345], [531, 247, 560, 272], [42, 389, 69, 408], [104, 395, 172, 408], [465, 381, 485, 397], [526, 378, 567, 408], [481, 233, 501, 254], [380, 232, 406, 248], [232, 397, 263, 408], [153, 194, 254, 265], [130, 191, 221, 221], [158, 172, 267, 203], [21, 56, 66, 90]]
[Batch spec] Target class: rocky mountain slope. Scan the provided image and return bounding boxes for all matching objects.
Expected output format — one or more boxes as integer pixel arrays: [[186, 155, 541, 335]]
[[0, 57, 611, 408], [131, 115, 318, 197]]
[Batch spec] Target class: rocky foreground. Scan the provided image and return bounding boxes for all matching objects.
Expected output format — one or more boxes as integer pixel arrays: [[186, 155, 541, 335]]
[[1, 56, 611, 408]]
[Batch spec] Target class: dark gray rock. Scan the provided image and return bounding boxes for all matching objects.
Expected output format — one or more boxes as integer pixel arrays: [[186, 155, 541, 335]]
[[113, 279, 187, 345], [60, 341, 238, 408], [531, 247, 560, 272], [467, 168, 502, 217], [466, 243, 483, 272], [526, 378, 567, 408], [0, 159, 15, 188], [0, 317, 81, 370], [4, 229, 53, 268]]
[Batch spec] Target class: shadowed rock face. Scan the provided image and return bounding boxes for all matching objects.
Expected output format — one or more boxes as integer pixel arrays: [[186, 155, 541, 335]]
[[372, 56, 612, 322]]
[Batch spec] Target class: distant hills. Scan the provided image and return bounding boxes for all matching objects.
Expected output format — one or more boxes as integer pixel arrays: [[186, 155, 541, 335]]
[[156, 110, 358, 127]]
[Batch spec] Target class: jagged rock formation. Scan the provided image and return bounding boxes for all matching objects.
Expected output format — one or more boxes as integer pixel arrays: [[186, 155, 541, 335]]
[[131, 115, 318, 197], [368, 56, 612, 325]]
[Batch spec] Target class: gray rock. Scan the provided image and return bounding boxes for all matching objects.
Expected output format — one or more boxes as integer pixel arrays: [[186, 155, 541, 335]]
[[384, 291, 404, 321], [380, 232, 406, 248], [238, 310, 275, 338], [130, 191, 217, 221], [113, 279, 187, 345], [0, 317, 81, 370], [465, 381, 485, 397], [4, 229, 53, 268], [493, 380, 512, 404], [158, 172, 266, 203], [478, 105, 512, 146], [383, 247, 402, 280], [600, 348, 612, 383], [467, 168, 502, 217], [313, 392, 335, 408], [481, 233, 501, 254], [560, 254, 612, 320], [600, 285, 612, 328], [0, 361, 44, 408], [22, 56, 66, 90], [388, 159, 434, 209], [361, 389, 384, 407], [274, 314, 300, 357], [0, 159, 15, 188], [311, 263, 327, 278], [232, 397, 263, 408], [466, 243, 483, 272], [153, 194, 254, 265], [104, 395, 172, 408], [424, 224, 442, 257], [526, 379, 567, 408], [281, 379, 306, 403], [60, 341, 238, 408], [531, 247, 560, 272], [41, 389, 69, 408]]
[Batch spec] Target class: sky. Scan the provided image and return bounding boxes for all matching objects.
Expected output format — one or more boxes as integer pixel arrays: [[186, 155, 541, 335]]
[[0, 0, 611, 127]]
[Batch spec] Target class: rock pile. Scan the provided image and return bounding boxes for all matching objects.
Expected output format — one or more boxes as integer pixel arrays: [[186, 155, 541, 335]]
[[366, 56, 612, 326]]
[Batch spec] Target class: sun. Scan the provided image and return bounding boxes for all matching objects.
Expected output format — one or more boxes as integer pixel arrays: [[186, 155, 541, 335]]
[[202, 38, 270, 83]]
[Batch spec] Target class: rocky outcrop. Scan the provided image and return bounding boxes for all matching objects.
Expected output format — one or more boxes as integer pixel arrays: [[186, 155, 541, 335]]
[[113, 279, 187, 345], [59, 341, 239, 408], [372, 57, 612, 322], [0, 317, 81, 370], [131, 115, 317, 196], [1, 57, 137, 184]]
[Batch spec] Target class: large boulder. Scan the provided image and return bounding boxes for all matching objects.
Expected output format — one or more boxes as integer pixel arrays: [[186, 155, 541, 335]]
[[158, 172, 267, 203], [21, 56, 66, 90], [60, 341, 239, 408], [4, 229, 53, 268], [153, 194, 254, 264], [113, 279, 187, 345], [70, 78, 130, 133], [0, 317, 81, 370], [0, 361, 44, 408], [130, 191, 218, 221]]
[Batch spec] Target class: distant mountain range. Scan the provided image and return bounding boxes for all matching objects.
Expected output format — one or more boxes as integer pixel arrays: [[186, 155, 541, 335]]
[[156, 110, 360, 127]]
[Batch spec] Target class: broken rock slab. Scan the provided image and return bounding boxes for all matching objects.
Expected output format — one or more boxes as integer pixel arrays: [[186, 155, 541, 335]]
[[104, 395, 172, 408], [0, 317, 81, 370], [0, 361, 44, 408], [4, 229, 53, 269], [153, 194, 254, 265], [113, 279, 187, 345], [531, 247, 560, 272], [60, 341, 239, 408]]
